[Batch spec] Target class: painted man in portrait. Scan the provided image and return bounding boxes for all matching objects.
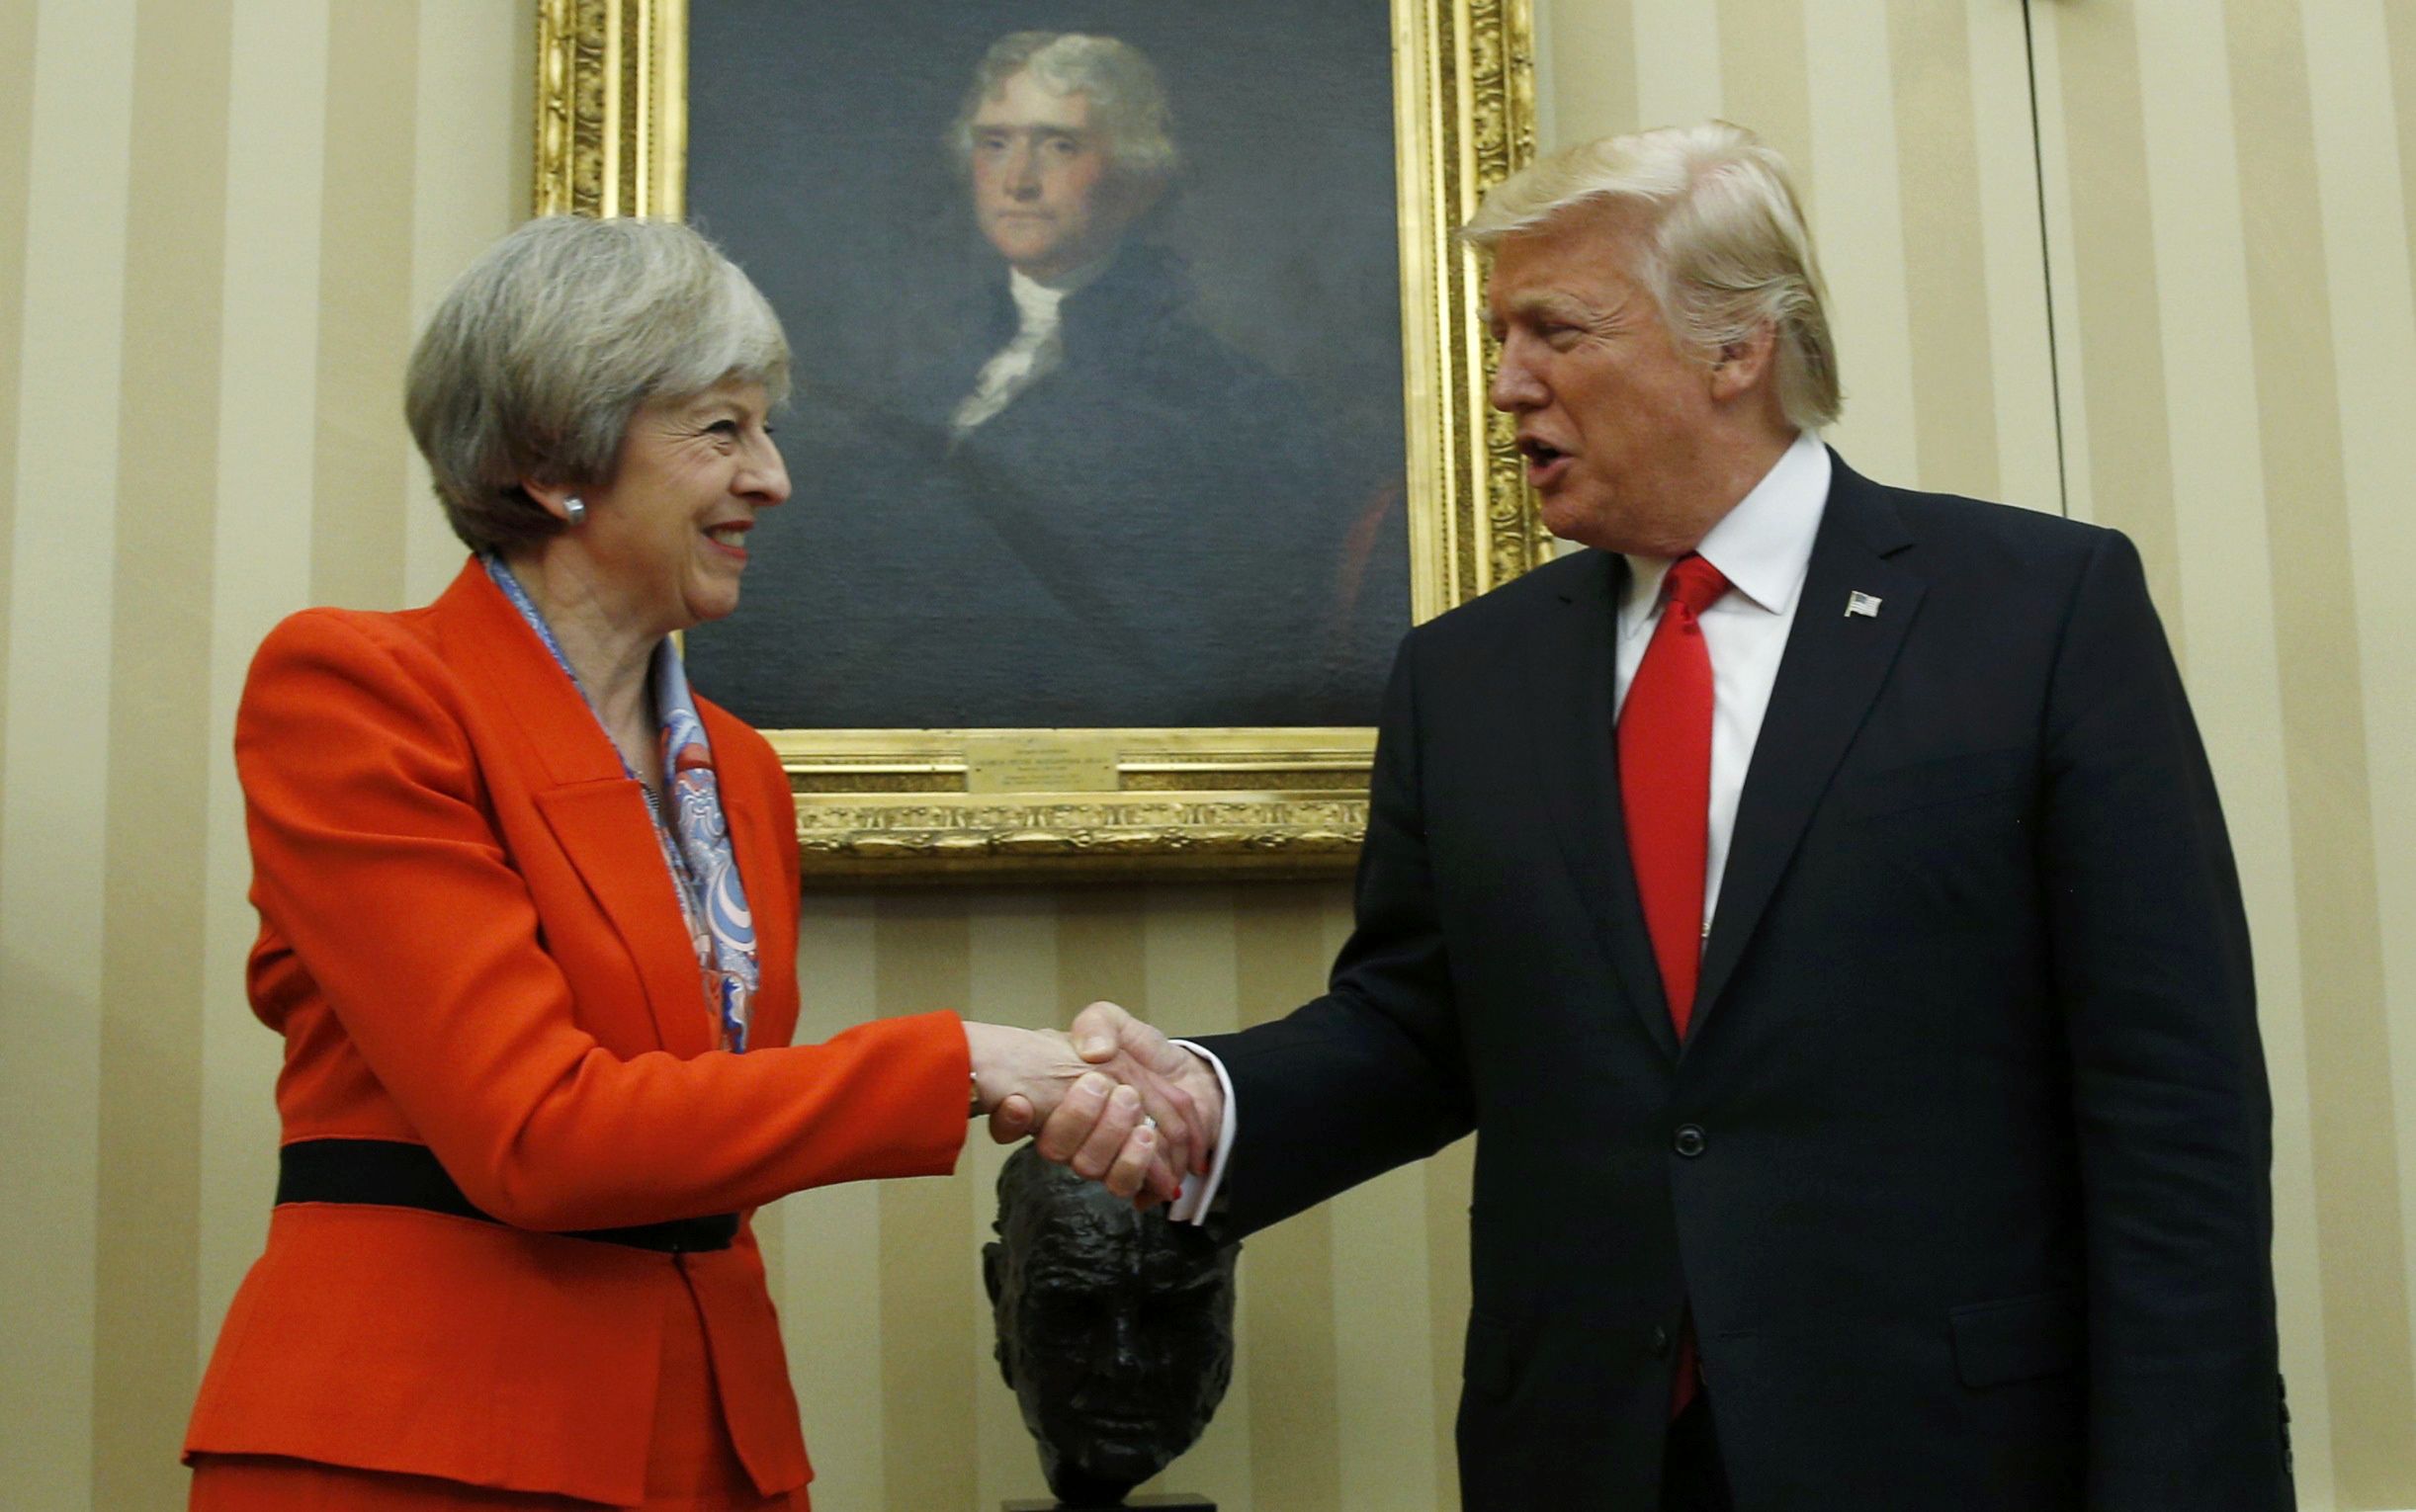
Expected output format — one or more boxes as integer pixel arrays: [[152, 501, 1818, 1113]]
[[695, 30, 1399, 731]]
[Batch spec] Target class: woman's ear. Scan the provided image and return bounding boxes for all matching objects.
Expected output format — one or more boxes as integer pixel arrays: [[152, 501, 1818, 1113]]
[[520, 477, 582, 525]]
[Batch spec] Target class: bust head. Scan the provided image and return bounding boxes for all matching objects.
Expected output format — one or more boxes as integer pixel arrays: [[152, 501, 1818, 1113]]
[[985, 1146, 1239, 1505]]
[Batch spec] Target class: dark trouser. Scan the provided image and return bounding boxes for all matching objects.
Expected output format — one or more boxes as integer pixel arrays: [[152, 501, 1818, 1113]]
[[1661, 1391, 1734, 1512]]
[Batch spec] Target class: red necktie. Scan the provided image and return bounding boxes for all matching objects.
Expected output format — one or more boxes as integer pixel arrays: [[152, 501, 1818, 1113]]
[[1619, 553, 1730, 1040], [1617, 553, 1729, 1420]]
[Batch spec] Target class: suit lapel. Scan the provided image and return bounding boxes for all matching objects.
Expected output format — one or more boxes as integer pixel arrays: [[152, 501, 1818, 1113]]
[[1526, 552, 1683, 1061], [434, 560, 718, 1057], [1691, 459, 1924, 1033], [530, 785, 717, 1056]]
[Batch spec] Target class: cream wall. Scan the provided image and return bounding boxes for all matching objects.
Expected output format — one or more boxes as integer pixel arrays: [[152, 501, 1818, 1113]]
[[2, 1, 2409, 1508]]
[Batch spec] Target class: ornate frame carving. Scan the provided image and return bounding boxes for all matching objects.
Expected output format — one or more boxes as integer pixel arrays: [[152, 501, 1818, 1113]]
[[534, 0, 1541, 883]]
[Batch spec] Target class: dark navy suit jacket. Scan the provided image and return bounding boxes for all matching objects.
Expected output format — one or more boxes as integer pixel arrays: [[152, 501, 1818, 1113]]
[[1194, 455, 2290, 1510]]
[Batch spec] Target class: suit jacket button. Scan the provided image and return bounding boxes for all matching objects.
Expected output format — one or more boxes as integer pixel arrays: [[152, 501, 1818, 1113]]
[[1674, 1124, 1707, 1158], [1650, 1325, 1673, 1357]]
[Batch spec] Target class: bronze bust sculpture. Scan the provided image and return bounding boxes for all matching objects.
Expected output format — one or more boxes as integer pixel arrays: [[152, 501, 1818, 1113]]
[[986, 1145, 1240, 1507]]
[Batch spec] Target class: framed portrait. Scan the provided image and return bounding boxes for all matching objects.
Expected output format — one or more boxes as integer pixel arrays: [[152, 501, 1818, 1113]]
[[535, 0, 1545, 882]]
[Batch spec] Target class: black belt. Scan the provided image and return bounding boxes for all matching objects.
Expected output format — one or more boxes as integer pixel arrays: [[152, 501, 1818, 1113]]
[[276, 1138, 737, 1254]]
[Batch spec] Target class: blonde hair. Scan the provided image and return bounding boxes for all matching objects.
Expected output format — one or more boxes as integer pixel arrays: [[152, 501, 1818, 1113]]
[[1465, 121, 1841, 430], [404, 216, 791, 553]]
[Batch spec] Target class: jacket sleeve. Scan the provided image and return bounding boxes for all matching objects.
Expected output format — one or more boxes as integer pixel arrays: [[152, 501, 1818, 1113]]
[[2038, 531, 2291, 1507], [1190, 630, 1476, 1237], [236, 609, 971, 1231]]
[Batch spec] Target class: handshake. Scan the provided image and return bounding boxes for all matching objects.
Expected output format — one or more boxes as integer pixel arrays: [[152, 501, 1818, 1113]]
[[963, 1003, 1224, 1211]]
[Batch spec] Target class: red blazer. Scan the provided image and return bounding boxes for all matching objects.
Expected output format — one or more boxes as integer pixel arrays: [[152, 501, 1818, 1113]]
[[185, 558, 971, 1505]]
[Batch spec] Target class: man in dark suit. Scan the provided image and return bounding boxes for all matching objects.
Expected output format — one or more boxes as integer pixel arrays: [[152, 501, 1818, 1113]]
[[1024, 121, 2290, 1509]]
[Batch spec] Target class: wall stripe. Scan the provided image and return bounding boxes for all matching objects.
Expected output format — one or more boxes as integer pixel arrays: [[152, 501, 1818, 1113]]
[[967, 894, 1060, 1506], [1801, 0, 1916, 487], [2023, 5, 2092, 529], [1058, 887, 1150, 1020], [309, 0, 417, 612], [1139, 882, 1253, 1501], [873, 897, 979, 1509], [1334, 1156, 1435, 1511], [2126, 0, 2332, 1500], [1236, 884, 1343, 1512], [406, 0, 529, 606], [91, 1, 234, 1502], [1320, 894, 1438, 1512], [2392, 0, 2416, 347], [1883, 0, 1998, 502], [1424, 1125, 1476, 1510], [1543, 0, 1635, 145], [2222, 0, 2416, 1499], [786, 895, 886, 1510], [0, 2, 137, 1503], [0, 0, 38, 798], [2041, 2, 2184, 605], [1963, 0, 2061, 517], [1530, 0, 1559, 158], [2301, 0, 2416, 1431], [1630, 0, 1722, 131], [198, 0, 331, 1361], [1716, 0, 1814, 207]]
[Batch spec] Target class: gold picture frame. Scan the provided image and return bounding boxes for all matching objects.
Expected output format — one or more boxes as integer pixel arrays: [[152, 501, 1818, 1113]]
[[533, 0, 1543, 883]]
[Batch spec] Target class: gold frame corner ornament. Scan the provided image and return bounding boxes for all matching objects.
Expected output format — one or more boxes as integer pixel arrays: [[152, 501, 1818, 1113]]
[[534, 0, 1543, 884], [534, 0, 686, 219]]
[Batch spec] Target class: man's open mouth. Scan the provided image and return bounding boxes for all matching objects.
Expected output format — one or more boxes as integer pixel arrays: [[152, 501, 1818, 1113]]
[[1518, 438, 1571, 483]]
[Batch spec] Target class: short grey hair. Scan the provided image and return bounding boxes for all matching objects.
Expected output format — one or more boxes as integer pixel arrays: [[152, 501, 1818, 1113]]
[[1464, 121, 1842, 431], [948, 32, 1179, 188], [404, 215, 791, 553]]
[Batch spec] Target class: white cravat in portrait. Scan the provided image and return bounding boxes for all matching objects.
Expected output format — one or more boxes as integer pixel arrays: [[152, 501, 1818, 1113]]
[[950, 262, 1105, 437]]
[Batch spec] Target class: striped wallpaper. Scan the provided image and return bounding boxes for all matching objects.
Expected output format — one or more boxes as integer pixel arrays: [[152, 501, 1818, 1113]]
[[1, 1, 2408, 1508]]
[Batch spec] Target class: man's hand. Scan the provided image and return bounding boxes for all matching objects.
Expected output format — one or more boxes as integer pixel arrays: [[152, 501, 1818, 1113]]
[[964, 1022, 1178, 1204], [999, 1001, 1225, 1206]]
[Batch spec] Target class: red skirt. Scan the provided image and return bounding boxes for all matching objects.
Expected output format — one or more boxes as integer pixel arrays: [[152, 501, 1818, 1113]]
[[189, 1276, 810, 1512]]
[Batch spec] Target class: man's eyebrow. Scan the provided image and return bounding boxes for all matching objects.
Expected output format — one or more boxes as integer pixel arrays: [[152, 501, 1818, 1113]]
[[973, 120, 1090, 138], [1503, 291, 1593, 322]]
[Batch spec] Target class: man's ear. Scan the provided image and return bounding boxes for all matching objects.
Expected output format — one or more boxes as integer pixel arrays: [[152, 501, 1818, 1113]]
[[1708, 320, 1779, 403]]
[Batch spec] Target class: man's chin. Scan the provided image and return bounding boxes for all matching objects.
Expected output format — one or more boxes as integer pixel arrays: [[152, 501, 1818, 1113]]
[[1537, 500, 1603, 550], [981, 227, 1058, 266], [1066, 1438, 1165, 1482]]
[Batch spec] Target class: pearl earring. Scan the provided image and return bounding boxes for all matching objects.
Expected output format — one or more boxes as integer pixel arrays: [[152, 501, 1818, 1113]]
[[564, 497, 587, 527]]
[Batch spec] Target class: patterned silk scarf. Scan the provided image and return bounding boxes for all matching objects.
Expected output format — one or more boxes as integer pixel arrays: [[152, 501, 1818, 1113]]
[[484, 556, 759, 1050]]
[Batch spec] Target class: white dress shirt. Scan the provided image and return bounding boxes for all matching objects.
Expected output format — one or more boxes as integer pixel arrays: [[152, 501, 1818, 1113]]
[[1168, 432, 1832, 1223]]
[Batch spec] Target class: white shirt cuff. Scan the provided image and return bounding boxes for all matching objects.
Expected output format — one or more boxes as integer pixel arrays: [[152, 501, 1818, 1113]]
[[1165, 1040, 1235, 1226]]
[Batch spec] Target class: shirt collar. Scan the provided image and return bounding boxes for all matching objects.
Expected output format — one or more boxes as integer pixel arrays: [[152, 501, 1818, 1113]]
[[1007, 256, 1110, 332], [1006, 268, 1069, 333], [1619, 431, 1831, 639]]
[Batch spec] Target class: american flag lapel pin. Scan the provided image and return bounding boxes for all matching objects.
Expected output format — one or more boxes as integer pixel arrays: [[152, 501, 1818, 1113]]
[[1846, 591, 1882, 619]]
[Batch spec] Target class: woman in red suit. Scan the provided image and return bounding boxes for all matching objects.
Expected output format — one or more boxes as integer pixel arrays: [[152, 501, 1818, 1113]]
[[183, 217, 1184, 1510]]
